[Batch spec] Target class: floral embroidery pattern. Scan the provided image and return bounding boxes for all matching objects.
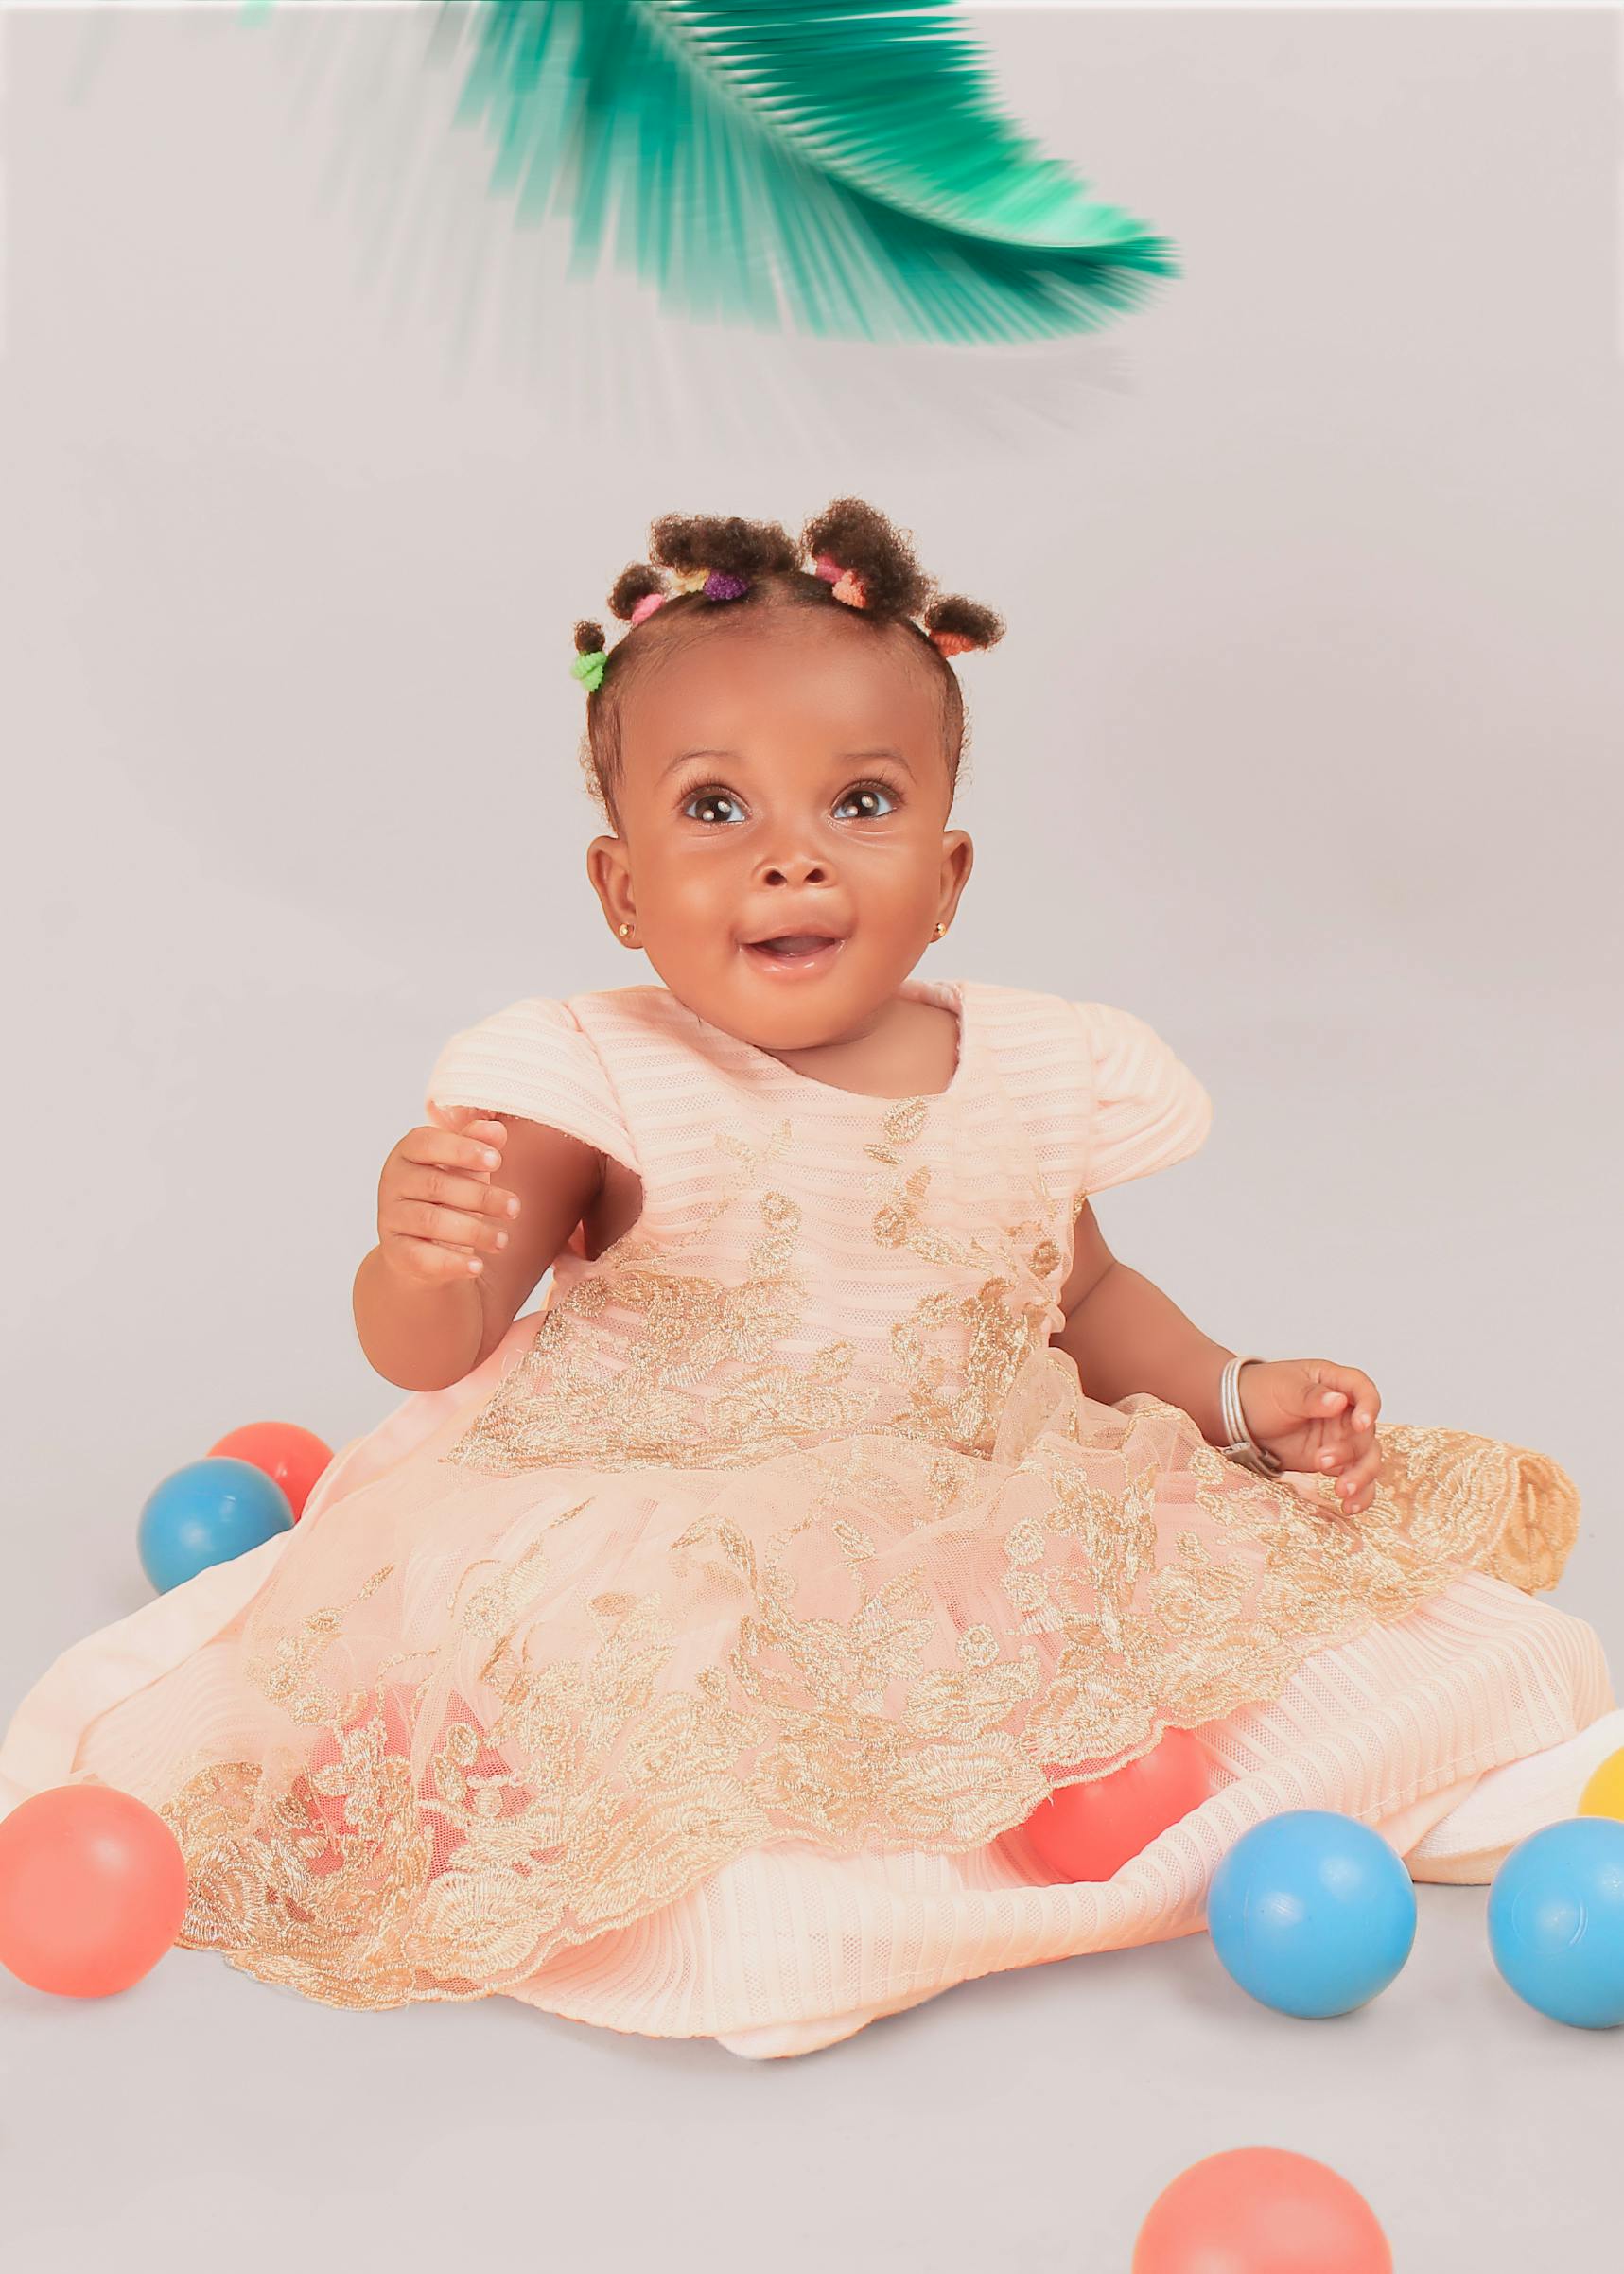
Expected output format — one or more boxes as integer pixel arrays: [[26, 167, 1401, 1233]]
[[137, 1091, 1582, 2010], [443, 1093, 1070, 1473]]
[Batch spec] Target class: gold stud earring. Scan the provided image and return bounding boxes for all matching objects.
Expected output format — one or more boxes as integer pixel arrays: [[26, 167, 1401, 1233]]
[[618, 922, 634, 939], [933, 919, 947, 938]]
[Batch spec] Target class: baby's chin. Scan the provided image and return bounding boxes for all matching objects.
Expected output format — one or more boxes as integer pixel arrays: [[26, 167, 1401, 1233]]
[[668, 934, 882, 1051]]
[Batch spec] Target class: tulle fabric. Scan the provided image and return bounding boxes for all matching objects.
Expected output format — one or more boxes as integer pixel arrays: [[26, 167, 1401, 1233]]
[[42, 1326, 1580, 2013]]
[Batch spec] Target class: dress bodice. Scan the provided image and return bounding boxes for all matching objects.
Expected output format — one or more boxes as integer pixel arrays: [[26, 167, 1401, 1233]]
[[423, 976, 1212, 1473]]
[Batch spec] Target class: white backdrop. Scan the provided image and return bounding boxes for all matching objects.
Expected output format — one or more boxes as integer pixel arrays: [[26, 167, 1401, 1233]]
[[0, 10, 1620, 2261]]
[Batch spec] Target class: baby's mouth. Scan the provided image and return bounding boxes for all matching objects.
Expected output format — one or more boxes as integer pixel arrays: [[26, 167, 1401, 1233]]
[[742, 933, 847, 974]]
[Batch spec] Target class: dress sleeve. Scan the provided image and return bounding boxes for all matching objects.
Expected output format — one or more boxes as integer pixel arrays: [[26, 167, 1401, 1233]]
[[1072, 1000, 1214, 1195], [424, 996, 640, 1178]]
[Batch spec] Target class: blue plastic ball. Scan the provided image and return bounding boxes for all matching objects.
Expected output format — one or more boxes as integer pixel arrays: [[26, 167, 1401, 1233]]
[[1206, 1809, 1417, 2018], [137, 1456, 293, 1593], [1487, 1816, 1624, 2028]]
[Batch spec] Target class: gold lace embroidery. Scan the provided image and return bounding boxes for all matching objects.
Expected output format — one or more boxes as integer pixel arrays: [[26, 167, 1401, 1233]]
[[443, 1093, 1071, 1473], [1367, 1419, 1578, 1593], [858, 1099, 1066, 1458], [444, 1119, 884, 1473], [150, 1373, 1582, 2010], [138, 1101, 1586, 2010]]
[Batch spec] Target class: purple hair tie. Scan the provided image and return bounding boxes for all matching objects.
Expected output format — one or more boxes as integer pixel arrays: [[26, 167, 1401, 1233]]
[[704, 571, 750, 602]]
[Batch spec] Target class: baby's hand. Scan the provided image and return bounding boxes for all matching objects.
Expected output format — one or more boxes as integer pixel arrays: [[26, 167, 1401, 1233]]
[[376, 1104, 522, 1285], [1234, 1357, 1383, 1516]]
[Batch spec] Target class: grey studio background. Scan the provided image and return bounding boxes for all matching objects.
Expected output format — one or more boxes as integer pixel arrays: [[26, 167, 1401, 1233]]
[[1, 5, 1621, 2269]]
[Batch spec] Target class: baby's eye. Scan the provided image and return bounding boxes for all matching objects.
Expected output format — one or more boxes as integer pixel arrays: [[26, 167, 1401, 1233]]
[[683, 788, 744, 826], [835, 780, 899, 819], [681, 779, 901, 826]]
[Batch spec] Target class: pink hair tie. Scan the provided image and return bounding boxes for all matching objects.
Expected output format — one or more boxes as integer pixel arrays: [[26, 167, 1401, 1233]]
[[813, 551, 868, 609], [629, 591, 669, 627]]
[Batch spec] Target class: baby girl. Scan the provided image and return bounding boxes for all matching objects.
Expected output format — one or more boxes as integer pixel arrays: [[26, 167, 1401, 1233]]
[[2, 499, 1613, 2056]]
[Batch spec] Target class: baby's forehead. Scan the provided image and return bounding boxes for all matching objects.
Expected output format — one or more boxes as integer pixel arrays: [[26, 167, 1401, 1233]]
[[624, 612, 938, 743]]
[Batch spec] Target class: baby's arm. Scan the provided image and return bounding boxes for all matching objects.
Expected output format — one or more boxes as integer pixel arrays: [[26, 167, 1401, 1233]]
[[1052, 1200, 1234, 1445], [1055, 1199, 1383, 1513], [353, 1115, 606, 1391]]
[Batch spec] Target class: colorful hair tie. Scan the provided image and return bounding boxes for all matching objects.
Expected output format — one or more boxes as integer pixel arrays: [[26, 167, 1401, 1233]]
[[570, 564, 757, 691], [812, 551, 869, 610], [573, 539, 968, 697]]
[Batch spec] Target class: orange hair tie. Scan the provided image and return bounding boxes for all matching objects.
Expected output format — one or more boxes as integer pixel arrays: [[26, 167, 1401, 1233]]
[[815, 549, 976, 656]]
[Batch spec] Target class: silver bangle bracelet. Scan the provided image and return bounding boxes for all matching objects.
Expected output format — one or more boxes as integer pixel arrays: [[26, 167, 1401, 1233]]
[[1218, 1353, 1283, 1476]]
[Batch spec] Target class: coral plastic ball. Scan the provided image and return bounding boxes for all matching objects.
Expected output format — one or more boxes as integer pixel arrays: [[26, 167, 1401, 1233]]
[[1132, 2146, 1392, 2273], [1578, 1746, 1624, 1823], [1487, 1816, 1624, 2028], [1206, 1810, 1416, 2018], [138, 1455, 293, 1593], [207, 1420, 333, 1520], [0, 1783, 189, 1997], [1023, 1728, 1212, 1882]]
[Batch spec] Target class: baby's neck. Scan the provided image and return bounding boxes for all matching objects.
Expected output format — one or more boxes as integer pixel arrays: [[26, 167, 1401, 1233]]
[[761, 990, 960, 1099]]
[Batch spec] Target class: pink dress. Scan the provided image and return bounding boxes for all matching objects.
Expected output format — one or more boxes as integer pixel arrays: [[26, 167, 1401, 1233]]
[[2, 975, 1615, 2057]]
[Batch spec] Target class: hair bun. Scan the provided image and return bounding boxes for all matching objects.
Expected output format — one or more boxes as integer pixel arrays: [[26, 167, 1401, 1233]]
[[799, 498, 932, 618], [607, 566, 669, 622], [923, 595, 1004, 657], [570, 618, 608, 691]]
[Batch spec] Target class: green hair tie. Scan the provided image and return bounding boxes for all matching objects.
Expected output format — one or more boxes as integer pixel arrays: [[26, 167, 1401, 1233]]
[[570, 647, 606, 693]]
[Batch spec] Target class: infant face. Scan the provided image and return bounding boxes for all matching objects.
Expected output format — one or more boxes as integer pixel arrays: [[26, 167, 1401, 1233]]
[[587, 611, 971, 1056]]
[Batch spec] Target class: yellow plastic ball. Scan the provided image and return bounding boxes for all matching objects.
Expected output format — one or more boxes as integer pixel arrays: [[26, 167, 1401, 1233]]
[[1578, 1747, 1624, 1821]]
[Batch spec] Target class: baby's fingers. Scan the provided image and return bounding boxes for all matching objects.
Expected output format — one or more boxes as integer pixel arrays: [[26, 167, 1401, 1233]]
[[1310, 1421, 1367, 1472], [1310, 1428, 1381, 1482], [395, 1157, 521, 1224], [400, 1118, 511, 1178], [388, 1192, 513, 1253], [383, 1231, 493, 1281], [1305, 1363, 1381, 1430], [1331, 1443, 1383, 1513]]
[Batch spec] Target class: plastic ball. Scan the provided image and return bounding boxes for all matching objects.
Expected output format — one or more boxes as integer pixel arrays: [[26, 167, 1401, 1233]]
[[1578, 1746, 1624, 1823], [0, 1783, 189, 1997], [1486, 1815, 1624, 2028], [207, 1420, 332, 1520], [1206, 1810, 1416, 2018], [1132, 2146, 1392, 2274], [137, 1455, 293, 1593], [1022, 1729, 1213, 1882]]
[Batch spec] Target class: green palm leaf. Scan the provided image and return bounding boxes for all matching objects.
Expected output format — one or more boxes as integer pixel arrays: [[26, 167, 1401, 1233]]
[[429, 0, 1179, 345]]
